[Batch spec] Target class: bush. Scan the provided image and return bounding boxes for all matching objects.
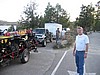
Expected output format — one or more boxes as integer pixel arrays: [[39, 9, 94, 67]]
[[53, 32, 75, 49], [66, 32, 74, 46]]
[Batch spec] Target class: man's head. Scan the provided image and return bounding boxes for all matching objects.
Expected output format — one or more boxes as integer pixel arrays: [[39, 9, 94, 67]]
[[57, 28, 59, 30], [77, 27, 83, 35], [30, 28, 32, 30]]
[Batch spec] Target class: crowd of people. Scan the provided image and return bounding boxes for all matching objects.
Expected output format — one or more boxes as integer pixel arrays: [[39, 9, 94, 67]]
[[56, 28, 67, 44]]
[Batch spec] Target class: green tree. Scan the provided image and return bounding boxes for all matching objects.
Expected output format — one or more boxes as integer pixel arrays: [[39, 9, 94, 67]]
[[19, 2, 37, 29], [8, 25, 15, 32], [44, 3, 70, 28], [38, 16, 45, 27], [55, 3, 70, 27], [76, 4, 95, 32], [55, 3, 62, 23], [95, 1, 100, 31], [19, 2, 70, 29], [44, 2, 56, 23]]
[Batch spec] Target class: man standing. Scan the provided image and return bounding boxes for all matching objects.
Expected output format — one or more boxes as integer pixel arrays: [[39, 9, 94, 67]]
[[73, 27, 89, 75], [61, 28, 66, 40], [56, 28, 60, 44]]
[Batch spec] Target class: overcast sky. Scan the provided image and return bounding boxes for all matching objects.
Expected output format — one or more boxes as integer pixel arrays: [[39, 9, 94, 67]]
[[0, 0, 99, 22]]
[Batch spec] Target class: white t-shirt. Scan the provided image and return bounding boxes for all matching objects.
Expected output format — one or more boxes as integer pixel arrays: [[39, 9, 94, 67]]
[[61, 30, 66, 36], [75, 34, 89, 51]]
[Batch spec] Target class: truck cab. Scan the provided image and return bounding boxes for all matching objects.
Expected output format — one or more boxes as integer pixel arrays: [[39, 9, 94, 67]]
[[33, 28, 52, 47]]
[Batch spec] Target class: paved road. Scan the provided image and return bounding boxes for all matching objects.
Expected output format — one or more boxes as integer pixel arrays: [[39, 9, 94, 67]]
[[45, 32, 100, 75], [0, 42, 56, 75], [0, 32, 100, 75]]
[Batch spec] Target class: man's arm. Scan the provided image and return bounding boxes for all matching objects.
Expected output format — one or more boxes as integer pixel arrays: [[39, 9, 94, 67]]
[[73, 43, 76, 56], [73, 43, 76, 51], [84, 43, 89, 58], [85, 43, 89, 53], [85, 35, 89, 53]]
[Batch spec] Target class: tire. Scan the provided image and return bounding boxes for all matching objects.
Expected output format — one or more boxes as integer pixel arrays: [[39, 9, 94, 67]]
[[42, 40, 47, 47], [20, 48, 30, 63]]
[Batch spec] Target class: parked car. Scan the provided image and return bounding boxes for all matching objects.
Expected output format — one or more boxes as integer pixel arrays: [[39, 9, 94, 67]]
[[33, 28, 52, 47]]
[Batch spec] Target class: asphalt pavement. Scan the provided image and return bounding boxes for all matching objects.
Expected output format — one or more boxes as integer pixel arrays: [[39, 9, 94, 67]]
[[0, 32, 100, 75], [45, 32, 100, 75]]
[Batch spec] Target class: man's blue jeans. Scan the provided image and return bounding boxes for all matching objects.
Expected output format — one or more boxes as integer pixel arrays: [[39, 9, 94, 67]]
[[75, 51, 85, 75], [56, 36, 59, 44]]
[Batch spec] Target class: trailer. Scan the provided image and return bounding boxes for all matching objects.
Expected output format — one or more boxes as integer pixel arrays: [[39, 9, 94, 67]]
[[45, 23, 62, 39]]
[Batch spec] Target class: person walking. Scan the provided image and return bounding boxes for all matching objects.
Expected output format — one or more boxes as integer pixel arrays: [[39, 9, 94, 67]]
[[73, 27, 89, 75]]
